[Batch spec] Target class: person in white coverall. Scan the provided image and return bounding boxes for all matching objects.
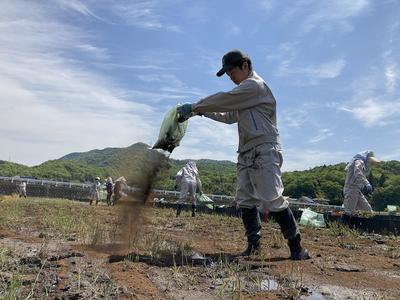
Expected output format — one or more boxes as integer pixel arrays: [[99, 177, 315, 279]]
[[90, 177, 101, 205], [176, 50, 309, 260], [19, 181, 27, 198], [175, 161, 202, 217], [343, 151, 380, 215]]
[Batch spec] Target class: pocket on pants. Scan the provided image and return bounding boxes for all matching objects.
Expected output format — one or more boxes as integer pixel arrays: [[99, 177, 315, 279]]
[[253, 143, 282, 169], [238, 148, 256, 167]]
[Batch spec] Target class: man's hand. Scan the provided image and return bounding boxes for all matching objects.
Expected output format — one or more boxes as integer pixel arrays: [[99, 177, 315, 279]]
[[362, 183, 373, 195], [177, 103, 193, 122]]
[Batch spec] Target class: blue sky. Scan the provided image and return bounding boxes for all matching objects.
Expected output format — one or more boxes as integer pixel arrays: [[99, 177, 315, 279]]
[[1, 0, 399, 171]]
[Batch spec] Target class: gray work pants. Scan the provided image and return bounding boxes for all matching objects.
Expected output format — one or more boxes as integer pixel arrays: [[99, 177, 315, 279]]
[[343, 188, 373, 215], [236, 143, 289, 212], [178, 180, 197, 205]]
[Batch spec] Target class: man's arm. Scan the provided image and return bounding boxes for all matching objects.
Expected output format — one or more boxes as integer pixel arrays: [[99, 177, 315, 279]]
[[192, 80, 260, 113], [202, 111, 238, 124]]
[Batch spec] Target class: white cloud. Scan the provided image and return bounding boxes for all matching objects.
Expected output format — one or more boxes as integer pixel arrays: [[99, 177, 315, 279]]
[[280, 109, 308, 129], [181, 3, 208, 24], [131, 73, 205, 100], [277, 58, 346, 84], [224, 21, 242, 36], [257, 0, 274, 12], [106, 0, 182, 32], [308, 128, 334, 144], [385, 62, 398, 93], [340, 99, 400, 127], [383, 50, 399, 94], [56, 0, 107, 22], [94, 62, 174, 71], [300, 0, 370, 33], [350, 72, 379, 100], [265, 42, 298, 62], [76, 44, 109, 60], [56, 0, 184, 31], [341, 52, 400, 127], [192, 50, 225, 77], [0, 1, 158, 165], [135, 73, 185, 87], [268, 42, 346, 85], [305, 59, 346, 79]]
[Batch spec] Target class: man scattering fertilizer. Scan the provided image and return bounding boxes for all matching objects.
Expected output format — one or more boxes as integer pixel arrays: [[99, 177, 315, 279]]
[[175, 49, 309, 260]]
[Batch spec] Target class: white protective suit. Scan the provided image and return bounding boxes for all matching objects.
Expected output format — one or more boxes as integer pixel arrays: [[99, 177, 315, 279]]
[[90, 180, 101, 204], [192, 70, 288, 212], [343, 151, 374, 214], [176, 161, 202, 205], [19, 182, 27, 198]]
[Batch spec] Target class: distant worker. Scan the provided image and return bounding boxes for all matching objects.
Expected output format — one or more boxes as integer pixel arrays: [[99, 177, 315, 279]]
[[106, 177, 114, 206], [343, 151, 380, 215], [19, 181, 27, 198], [176, 49, 309, 260], [175, 161, 202, 217], [90, 177, 101, 205]]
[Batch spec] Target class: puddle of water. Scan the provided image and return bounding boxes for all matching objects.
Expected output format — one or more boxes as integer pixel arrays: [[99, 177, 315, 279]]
[[300, 292, 326, 300], [189, 253, 213, 266], [260, 279, 279, 291]]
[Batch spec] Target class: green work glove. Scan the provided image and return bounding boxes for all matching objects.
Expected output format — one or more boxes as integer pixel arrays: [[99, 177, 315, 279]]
[[177, 103, 193, 122]]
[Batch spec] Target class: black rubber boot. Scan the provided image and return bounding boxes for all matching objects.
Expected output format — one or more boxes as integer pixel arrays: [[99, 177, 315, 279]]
[[240, 207, 261, 256], [176, 204, 183, 217], [269, 208, 310, 260], [191, 204, 196, 217], [340, 213, 352, 226], [288, 234, 310, 260]]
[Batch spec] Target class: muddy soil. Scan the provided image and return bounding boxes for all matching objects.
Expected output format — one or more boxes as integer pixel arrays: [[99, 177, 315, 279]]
[[0, 198, 399, 299]]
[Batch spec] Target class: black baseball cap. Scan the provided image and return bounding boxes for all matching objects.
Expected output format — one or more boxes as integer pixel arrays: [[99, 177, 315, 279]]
[[216, 49, 249, 77]]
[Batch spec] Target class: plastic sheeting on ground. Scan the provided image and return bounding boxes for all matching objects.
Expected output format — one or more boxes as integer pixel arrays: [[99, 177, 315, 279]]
[[196, 194, 214, 210], [152, 104, 188, 153], [205, 203, 214, 210], [299, 208, 326, 228], [196, 194, 214, 204]]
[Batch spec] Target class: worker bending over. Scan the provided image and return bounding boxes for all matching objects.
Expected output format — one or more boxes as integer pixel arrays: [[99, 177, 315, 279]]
[[344, 151, 380, 215]]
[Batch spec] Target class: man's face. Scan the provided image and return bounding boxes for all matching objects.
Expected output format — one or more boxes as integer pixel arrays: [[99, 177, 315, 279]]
[[226, 63, 250, 85]]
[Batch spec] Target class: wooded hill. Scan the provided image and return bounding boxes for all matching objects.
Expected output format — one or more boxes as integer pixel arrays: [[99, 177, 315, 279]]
[[1, 143, 399, 210]]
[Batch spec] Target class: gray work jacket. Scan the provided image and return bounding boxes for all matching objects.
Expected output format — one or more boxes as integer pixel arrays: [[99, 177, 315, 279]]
[[192, 71, 280, 153], [344, 160, 370, 192]]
